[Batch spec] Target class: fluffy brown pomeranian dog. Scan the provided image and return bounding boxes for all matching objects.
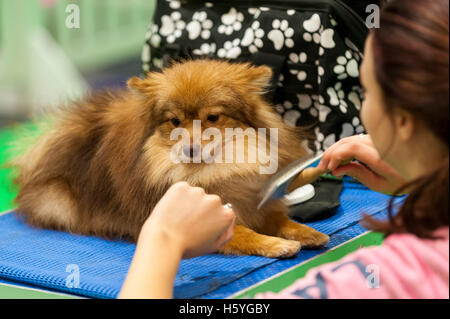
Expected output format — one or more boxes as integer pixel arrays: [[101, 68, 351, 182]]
[[12, 60, 329, 258]]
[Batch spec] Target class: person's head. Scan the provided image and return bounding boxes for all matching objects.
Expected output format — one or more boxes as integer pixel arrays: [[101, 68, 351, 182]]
[[359, 0, 449, 238]]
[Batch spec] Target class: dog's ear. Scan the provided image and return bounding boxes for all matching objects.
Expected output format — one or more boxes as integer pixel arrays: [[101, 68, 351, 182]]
[[127, 76, 154, 96], [127, 76, 146, 93], [128, 73, 164, 96], [242, 65, 273, 94]]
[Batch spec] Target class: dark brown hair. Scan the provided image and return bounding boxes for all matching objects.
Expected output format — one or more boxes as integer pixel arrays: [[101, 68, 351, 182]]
[[362, 0, 449, 238]]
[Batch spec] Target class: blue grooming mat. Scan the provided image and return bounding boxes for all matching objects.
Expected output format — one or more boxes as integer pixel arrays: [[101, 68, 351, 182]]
[[203, 213, 388, 298], [0, 181, 405, 299], [202, 182, 404, 298]]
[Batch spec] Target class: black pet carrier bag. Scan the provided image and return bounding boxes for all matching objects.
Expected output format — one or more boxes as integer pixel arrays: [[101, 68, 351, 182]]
[[142, 0, 379, 151]]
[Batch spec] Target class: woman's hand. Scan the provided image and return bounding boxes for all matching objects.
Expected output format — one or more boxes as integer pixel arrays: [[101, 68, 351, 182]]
[[318, 135, 407, 194], [119, 182, 235, 299], [140, 181, 235, 259]]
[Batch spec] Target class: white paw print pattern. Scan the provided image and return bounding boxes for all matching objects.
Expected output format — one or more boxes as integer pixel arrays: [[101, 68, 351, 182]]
[[340, 117, 365, 139], [334, 38, 364, 80], [315, 127, 336, 151], [142, 24, 161, 71], [348, 86, 364, 111], [142, 44, 151, 72], [327, 82, 348, 114], [248, 7, 269, 19], [275, 100, 293, 114], [316, 69, 325, 87], [302, 13, 336, 52], [145, 24, 161, 48], [276, 73, 285, 88], [268, 19, 295, 51], [241, 21, 265, 54], [345, 38, 364, 59], [330, 15, 338, 27], [186, 12, 213, 40], [334, 50, 360, 80], [143, 54, 163, 71], [289, 69, 307, 82], [218, 39, 242, 59], [193, 43, 217, 56], [289, 52, 308, 82], [311, 95, 332, 122], [297, 94, 332, 123], [290, 56, 323, 87], [289, 52, 308, 64], [283, 109, 301, 127], [218, 8, 244, 35], [160, 12, 186, 44], [152, 57, 163, 69], [166, 0, 181, 9], [303, 14, 321, 44], [276, 101, 301, 127], [287, 9, 296, 16]]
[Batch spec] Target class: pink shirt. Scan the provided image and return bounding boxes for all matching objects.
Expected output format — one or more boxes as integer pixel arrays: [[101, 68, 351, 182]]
[[256, 227, 449, 299]]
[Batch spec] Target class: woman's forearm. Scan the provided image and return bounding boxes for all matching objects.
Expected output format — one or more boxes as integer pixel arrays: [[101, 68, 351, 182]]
[[119, 230, 183, 299], [118, 183, 235, 298]]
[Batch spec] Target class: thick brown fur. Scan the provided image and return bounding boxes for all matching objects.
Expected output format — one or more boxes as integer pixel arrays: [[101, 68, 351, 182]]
[[12, 60, 329, 258]]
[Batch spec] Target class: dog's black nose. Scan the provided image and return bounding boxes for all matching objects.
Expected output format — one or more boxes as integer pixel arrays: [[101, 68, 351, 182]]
[[183, 144, 201, 158]]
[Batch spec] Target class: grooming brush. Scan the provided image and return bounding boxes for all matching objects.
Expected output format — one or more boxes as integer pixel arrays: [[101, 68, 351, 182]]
[[257, 153, 325, 210]]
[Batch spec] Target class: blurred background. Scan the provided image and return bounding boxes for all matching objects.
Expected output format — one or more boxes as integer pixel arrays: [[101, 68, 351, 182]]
[[0, 0, 156, 123], [0, 0, 374, 211], [0, 0, 156, 210]]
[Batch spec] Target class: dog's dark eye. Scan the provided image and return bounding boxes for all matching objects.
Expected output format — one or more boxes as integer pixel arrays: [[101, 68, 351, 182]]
[[171, 118, 181, 127], [207, 114, 219, 123]]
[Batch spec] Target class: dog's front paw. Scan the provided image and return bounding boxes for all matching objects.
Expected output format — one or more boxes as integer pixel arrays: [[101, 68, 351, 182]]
[[218, 225, 302, 258], [298, 229, 330, 248], [279, 223, 330, 248], [258, 237, 302, 258]]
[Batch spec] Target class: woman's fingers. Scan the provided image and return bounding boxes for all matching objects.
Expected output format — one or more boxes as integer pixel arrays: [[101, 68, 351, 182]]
[[319, 135, 374, 171], [318, 138, 352, 170], [143, 181, 239, 259], [324, 140, 387, 177], [317, 135, 407, 193], [328, 142, 376, 170], [332, 162, 386, 191], [318, 136, 360, 170]]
